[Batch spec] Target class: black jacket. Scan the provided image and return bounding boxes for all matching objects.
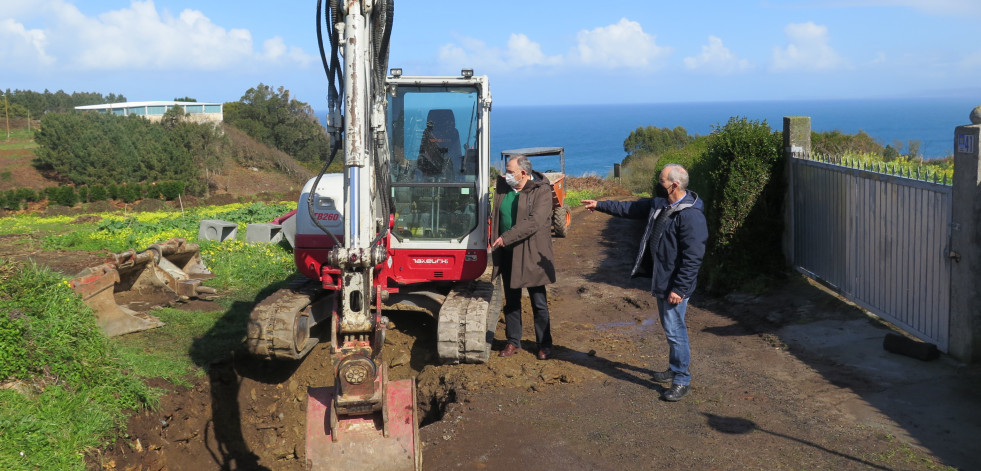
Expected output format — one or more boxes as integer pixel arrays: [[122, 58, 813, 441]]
[[595, 192, 708, 298]]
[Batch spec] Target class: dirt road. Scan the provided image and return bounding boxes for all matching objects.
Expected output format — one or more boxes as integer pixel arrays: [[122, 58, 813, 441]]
[[91, 202, 979, 470]]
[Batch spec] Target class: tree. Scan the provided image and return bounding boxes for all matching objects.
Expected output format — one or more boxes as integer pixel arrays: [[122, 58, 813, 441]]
[[622, 125, 694, 164], [811, 129, 884, 156], [33, 111, 210, 193], [161, 105, 187, 129], [173, 97, 197, 102], [907, 140, 921, 159], [224, 83, 331, 163]]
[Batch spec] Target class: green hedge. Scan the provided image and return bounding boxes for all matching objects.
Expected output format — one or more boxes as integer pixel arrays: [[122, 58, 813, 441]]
[[698, 117, 785, 294], [0, 181, 186, 211]]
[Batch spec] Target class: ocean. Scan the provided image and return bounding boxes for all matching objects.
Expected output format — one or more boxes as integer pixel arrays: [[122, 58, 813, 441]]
[[320, 97, 976, 177]]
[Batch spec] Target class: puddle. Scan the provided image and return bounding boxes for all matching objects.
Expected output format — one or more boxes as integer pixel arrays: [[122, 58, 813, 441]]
[[595, 318, 656, 331]]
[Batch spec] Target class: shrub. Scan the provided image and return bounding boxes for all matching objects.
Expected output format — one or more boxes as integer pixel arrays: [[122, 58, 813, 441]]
[[159, 181, 186, 201], [52, 186, 78, 207], [0, 190, 18, 211], [89, 184, 108, 202], [16, 188, 39, 203], [699, 117, 785, 294], [119, 183, 140, 203]]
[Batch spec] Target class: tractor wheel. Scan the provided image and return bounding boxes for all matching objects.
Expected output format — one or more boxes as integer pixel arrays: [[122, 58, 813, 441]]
[[552, 205, 571, 238]]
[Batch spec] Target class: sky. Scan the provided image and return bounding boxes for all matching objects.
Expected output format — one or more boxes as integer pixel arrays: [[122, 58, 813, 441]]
[[3, 0, 981, 108]]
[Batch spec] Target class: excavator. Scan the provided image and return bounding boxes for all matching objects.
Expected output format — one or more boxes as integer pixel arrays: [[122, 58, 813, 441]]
[[245, 1, 500, 469]]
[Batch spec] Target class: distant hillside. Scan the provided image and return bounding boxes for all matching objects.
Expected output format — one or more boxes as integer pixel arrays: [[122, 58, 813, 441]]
[[0, 122, 318, 201], [213, 124, 316, 198]]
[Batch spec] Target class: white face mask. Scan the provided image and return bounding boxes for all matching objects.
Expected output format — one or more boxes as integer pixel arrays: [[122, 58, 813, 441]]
[[505, 172, 520, 188]]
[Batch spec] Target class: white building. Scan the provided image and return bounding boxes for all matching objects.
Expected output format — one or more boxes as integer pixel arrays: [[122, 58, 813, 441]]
[[74, 101, 223, 124]]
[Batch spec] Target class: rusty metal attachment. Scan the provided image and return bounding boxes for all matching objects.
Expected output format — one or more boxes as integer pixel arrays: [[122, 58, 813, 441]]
[[69, 238, 217, 336]]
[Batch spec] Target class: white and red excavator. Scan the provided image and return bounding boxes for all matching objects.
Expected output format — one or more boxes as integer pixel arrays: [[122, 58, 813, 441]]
[[245, 1, 500, 469]]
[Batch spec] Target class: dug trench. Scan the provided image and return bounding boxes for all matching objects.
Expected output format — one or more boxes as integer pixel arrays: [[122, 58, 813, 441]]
[[77, 200, 979, 470]]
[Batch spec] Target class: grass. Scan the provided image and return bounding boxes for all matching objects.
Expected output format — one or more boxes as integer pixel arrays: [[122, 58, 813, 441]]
[[0, 200, 300, 470], [0, 261, 155, 471], [0, 128, 37, 151]]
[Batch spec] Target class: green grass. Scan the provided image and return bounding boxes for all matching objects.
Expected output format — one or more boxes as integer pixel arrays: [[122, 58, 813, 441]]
[[0, 200, 300, 469], [0, 261, 155, 471], [0, 128, 37, 150], [566, 188, 602, 208], [3, 201, 296, 252]]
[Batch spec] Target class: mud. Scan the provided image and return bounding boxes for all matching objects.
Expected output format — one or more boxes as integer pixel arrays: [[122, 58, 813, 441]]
[[2, 195, 976, 470]]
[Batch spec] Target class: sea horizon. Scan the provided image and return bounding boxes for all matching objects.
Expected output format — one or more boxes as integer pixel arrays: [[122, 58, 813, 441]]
[[319, 96, 976, 177]]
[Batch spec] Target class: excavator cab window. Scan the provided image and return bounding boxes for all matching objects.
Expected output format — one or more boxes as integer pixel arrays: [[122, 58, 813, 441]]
[[388, 86, 481, 241]]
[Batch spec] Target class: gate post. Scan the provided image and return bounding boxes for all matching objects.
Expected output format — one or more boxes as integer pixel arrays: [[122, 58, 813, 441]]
[[783, 117, 811, 268], [950, 110, 981, 363]]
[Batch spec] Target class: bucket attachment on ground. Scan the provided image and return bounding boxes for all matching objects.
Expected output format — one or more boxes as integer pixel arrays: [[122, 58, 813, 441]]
[[69, 238, 217, 337], [305, 376, 420, 471]]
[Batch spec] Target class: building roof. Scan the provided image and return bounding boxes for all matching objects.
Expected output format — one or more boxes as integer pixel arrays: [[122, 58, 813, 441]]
[[75, 101, 222, 110]]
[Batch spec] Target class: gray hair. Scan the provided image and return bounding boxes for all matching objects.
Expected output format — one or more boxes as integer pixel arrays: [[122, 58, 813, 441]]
[[663, 164, 689, 190], [509, 155, 533, 174]]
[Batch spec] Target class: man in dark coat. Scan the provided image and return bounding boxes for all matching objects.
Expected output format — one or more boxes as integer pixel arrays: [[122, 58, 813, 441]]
[[491, 155, 556, 360], [582, 164, 708, 401]]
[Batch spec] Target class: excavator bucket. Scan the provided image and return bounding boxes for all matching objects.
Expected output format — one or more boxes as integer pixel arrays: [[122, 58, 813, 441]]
[[69, 238, 216, 337], [305, 377, 420, 471]]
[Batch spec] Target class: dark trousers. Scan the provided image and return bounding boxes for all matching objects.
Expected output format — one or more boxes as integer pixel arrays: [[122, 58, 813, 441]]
[[501, 254, 553, 349]]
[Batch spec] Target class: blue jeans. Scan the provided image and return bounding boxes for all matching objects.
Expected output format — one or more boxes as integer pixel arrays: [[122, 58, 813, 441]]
[[656, 297, 691, 386]]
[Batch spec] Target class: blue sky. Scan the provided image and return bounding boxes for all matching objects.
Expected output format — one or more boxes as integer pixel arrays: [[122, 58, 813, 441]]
[[3, 0, 980, 107]]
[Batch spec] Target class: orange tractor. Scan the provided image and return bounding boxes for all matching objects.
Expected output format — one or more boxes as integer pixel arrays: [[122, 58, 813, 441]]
[[501, 147, 572, 237]]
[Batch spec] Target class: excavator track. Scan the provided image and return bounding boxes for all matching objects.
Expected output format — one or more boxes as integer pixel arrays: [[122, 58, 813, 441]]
[[436, 269, 503, 364], [247, 278, 329, 361]]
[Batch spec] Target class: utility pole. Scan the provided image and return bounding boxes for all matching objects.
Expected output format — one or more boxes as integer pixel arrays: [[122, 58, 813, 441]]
[[3, 92, 9, 139]]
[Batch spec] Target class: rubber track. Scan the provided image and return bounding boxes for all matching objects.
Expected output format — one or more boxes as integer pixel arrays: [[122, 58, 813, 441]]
[[436, 270, 503, 364], [247, 278, 323, 361]]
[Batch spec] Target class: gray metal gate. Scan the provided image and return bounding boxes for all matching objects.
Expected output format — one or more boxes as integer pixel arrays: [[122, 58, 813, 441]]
[[790, 154, 952, 352]]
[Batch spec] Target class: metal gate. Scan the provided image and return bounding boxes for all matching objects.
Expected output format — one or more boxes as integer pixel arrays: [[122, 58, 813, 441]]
[[790, 154, 952, 352]]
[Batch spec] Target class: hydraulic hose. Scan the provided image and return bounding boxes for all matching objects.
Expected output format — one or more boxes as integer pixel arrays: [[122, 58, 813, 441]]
[[308, 0, 341, 246]]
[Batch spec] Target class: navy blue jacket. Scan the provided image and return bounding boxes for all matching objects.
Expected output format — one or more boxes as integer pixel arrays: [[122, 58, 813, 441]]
[[595, 192, 708, 299]]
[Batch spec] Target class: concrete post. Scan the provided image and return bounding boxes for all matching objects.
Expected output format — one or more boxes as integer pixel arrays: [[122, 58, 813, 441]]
[[949, 122, 981, 363], [783, 116, 811, 269]]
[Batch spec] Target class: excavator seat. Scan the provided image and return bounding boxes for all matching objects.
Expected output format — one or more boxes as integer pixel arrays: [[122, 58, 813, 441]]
[[417, 109, 461, 177]]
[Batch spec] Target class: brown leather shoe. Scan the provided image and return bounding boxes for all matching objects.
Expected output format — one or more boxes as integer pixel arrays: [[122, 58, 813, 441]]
[[499, 344, 521, 357], [536, 347, 551, 360]]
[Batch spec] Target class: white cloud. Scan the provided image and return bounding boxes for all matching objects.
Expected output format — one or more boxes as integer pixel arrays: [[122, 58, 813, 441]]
[[683, 36, 751, 74], [438, 18, 667, 73], [507, 34, 562, 67], [771, 22, 845, 71], [438, 33, 562, 71], [573, 18, 670, 68], [0, 0, 313, 72], [0, 18, 56, 67]]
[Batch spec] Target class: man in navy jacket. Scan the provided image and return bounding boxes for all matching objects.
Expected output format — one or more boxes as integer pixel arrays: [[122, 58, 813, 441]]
[[582, 164, 708, 401]]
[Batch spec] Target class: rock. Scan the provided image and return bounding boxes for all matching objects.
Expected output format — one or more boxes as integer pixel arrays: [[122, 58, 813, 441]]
[[390, 352, 410, 367], [971, 105, 981, 125]]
